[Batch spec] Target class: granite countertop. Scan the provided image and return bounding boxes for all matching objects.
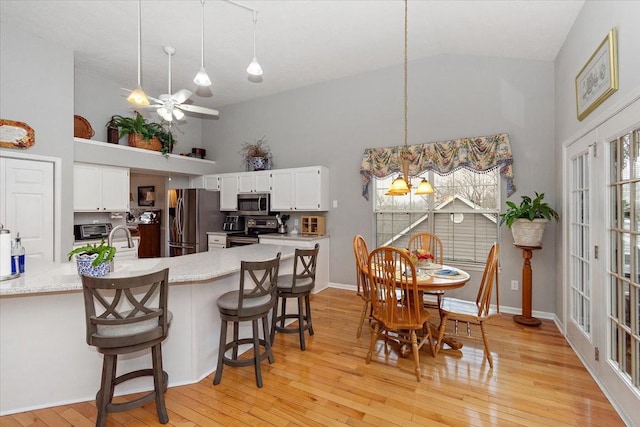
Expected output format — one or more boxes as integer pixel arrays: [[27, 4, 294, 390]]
[[259, 233, 330, 241], [0, 244, 294, 297]]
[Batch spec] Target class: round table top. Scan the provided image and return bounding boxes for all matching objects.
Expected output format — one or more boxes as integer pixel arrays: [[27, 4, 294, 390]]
[[412, 264, 471, 291]]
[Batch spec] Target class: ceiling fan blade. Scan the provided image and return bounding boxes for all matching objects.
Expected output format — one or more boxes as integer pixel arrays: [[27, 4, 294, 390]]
[[178, 104, 219, 117], [171, 89, 192, 104], [133, 105, 161, 110], [158, 94, 171, 101]]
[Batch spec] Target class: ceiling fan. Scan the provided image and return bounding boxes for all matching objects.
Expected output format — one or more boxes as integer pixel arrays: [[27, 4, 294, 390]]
[[127, 46, 219, 121]]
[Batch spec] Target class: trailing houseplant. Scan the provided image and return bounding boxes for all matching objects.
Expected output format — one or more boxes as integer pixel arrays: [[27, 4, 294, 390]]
[[108, 112, 174, 155], [239, 136, 271, 171], [499, 192, 559, 247], [67, 239, 116, 277]]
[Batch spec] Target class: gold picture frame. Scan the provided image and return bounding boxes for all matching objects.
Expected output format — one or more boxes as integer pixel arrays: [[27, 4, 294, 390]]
[[575, 28, 618, 121]]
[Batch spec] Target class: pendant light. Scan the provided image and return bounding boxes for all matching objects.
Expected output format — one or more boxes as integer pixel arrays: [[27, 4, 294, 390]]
[[385, 0, 434, 196], [127, 0, 149, 106], [193, 0, 212, 87], [246, 10, 263, 78]]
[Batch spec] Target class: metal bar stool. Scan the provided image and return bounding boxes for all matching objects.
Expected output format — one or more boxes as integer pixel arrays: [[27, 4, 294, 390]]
[[81, 268, 171, 427], [213, 253, 280, 388], [271, 244, 319, 351]]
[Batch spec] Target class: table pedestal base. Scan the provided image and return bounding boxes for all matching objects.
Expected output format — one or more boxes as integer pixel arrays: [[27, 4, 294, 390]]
[[513, 314, 541, 326]]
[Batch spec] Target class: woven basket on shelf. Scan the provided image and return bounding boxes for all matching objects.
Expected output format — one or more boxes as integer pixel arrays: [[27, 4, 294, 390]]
[[128, 134, 161, 151], [73, 115, 94, 139]]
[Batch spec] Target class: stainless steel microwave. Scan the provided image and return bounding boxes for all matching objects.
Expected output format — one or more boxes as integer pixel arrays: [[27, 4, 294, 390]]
[[237, 193, 270, 216]]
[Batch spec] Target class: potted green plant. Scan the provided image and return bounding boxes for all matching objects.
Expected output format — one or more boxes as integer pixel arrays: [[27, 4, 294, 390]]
[[108, 112, 174, 155], [239, 136, 271, 171], [67, 239, 116, 277], [499, 192, 559, 247]]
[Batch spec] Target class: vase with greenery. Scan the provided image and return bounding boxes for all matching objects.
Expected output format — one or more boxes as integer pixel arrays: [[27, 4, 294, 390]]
[[67, 239, 116, 277], [239, 136, 271, 171], [499, 192, 559, 247], [108, 112, 174, 156]]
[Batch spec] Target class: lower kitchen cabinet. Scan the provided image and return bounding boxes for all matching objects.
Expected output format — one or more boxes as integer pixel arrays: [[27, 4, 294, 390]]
[[138, 223, 161, 258]]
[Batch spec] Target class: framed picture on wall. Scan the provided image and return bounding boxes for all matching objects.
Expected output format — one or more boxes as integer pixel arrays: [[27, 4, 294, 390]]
[[575, 28, 618, 121], [138, 185, 155, 207]]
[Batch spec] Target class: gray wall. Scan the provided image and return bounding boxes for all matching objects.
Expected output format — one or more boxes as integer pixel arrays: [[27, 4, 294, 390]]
[[0, 22, 75, 257], [203, 55, 557, 311], [554, 1, 640, 321]]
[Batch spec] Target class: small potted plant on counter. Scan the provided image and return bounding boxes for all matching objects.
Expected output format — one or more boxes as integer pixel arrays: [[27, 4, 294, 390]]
[[499, 192, 559, 247], [239, 136, 271, 171], [67, 239, 116, 277]]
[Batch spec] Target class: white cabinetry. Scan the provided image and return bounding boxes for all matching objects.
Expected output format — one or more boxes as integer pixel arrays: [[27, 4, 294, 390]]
[[204, 175, 220, 191], [237, 171, 271, 193], [259, 235, 329, 291], [219, 174, 239, 211], [270, 166, 329, 211], [74, 163, 129, 212], [207, 233, 227, 250]]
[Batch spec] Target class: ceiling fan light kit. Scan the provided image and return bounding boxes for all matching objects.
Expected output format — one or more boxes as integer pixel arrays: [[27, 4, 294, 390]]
[[127, 0, 149, 106], [193, 0, 212, 87]]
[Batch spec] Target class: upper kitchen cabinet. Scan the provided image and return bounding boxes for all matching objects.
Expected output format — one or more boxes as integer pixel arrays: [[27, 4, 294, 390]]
[[191, 174, 220, 191], [219, 174, 239, 211], [237, 171, 271, 193], [271, 166, 329, 211], [74, 163, 129, 212]]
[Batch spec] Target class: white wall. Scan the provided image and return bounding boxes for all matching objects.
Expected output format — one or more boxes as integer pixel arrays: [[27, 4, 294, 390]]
[[554, 1, 640, 320], [203, 54, 557, 311]]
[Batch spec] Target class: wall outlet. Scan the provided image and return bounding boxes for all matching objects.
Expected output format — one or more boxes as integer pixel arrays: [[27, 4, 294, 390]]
[[511, 280, 519, 291], [294, 219, 299, 226]]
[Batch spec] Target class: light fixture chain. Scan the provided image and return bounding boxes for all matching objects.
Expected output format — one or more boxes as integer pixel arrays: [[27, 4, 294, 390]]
[[404, 0, 408, 152], [200, 0, 205, 67]]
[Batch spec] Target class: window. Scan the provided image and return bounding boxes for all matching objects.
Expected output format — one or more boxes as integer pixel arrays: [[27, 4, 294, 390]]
[[374, 168, 500, 264]]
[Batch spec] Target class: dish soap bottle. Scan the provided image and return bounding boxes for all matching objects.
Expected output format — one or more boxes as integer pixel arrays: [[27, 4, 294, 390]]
[[12, 233, 25, 274]]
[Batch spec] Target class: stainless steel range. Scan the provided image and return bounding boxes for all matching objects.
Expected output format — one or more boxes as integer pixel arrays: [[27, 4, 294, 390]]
[[226, 217, 278, 247]]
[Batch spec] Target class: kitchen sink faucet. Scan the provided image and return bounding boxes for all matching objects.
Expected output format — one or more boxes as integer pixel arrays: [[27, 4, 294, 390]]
[[107, 225, 134, 271]]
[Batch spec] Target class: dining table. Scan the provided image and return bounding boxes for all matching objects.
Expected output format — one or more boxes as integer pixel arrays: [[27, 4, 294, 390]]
[[398, 263, 471, 356]]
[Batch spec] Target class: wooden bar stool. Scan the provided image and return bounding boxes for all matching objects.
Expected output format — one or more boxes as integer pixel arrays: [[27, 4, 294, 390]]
[[81, 268, 171, 427], [213, 253, 280, 388], [271, 244, 319, 351]]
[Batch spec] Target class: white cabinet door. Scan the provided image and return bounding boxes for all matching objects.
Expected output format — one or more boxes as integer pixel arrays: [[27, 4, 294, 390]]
[[74, 163, 129, 212], [294, 167, 328, 211], [190, 176, 205, 189], [219, 174, 238, 211], [238, 171, 271, 193], [204, 175, 220, 191], [270, 169, 294, 210], [1, 157, 54, 261], [100, 166, 129, 211], [74, 164, 102, 211]]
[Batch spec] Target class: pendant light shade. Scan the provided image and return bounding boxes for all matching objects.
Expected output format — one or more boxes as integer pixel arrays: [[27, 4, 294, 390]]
[[247, 10, 263, 78], [194, 0, 212, 87], [415, 178, 435, 195], [386, 175, 410, 196], [127, 0, 149, 106]]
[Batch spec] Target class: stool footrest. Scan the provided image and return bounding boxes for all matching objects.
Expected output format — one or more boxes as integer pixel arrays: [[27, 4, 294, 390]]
[[221, 338, 272, 367], [100, 369, 168, 414], [274, 314, 312, 334]]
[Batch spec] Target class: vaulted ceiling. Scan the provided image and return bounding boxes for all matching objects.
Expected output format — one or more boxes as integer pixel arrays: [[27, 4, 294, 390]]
[[0, 0, 584, 110]]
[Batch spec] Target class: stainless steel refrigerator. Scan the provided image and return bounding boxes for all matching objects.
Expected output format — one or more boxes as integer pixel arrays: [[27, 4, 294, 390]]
[[168, 189, 225, 256]]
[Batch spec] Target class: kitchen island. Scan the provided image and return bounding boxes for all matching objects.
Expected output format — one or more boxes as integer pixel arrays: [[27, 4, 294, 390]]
[[0, 244, 294, 415]]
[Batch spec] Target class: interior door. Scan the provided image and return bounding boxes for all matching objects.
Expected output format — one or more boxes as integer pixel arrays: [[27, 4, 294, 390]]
[[565, 130, 599, 373], [0, 157, 54, 261]]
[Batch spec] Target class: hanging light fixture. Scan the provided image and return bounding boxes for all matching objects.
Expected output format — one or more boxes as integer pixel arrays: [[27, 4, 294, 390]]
[[385, 0, 434, 196], [246, 10, 263, 78], [127, 0, 149, 106], [193, 0, 212, 87]]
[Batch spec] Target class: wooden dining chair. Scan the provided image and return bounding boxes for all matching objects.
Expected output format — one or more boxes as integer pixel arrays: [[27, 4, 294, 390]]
[[434, 243, 500, 368], [407, 232, 444, 310], [353, 235, 372, 338], [366, 246, 435, 381]]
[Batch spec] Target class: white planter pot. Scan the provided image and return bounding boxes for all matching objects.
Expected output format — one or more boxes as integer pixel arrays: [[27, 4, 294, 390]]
[[510, 218, 548, 247]]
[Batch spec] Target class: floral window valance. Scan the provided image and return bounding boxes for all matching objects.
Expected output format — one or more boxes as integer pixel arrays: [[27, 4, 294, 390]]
[[359, 132, 515, 200]]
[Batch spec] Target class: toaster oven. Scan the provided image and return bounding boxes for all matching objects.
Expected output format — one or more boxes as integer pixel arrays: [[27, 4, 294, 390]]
[[74, 223, 113, 240]]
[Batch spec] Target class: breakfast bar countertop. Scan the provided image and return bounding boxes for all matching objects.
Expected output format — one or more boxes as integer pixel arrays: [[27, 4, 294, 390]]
[[0, 243, 295, 297]]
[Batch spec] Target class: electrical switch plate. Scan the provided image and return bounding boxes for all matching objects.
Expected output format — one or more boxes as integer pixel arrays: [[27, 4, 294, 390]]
[[333, 200, 338, 208], [511, 280, 519, 291]]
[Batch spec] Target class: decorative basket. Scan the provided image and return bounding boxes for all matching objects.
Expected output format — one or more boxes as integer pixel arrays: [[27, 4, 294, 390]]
[[128, 134, 162, 151], [75, 254, 109, 277], [74, 115, 95, 139]]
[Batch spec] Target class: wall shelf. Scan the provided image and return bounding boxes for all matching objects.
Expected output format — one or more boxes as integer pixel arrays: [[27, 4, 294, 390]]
[[74, 138, 217, 176]]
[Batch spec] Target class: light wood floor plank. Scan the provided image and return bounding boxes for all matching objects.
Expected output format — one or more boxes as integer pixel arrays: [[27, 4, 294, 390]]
[[0, 288, 624, 426]]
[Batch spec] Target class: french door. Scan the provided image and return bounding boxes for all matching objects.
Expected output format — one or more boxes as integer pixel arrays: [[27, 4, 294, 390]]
[[565, 98, 640, 424]]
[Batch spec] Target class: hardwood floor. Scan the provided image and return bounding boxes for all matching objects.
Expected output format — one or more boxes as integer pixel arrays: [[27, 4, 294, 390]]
[[0, 288, 623, 426]]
